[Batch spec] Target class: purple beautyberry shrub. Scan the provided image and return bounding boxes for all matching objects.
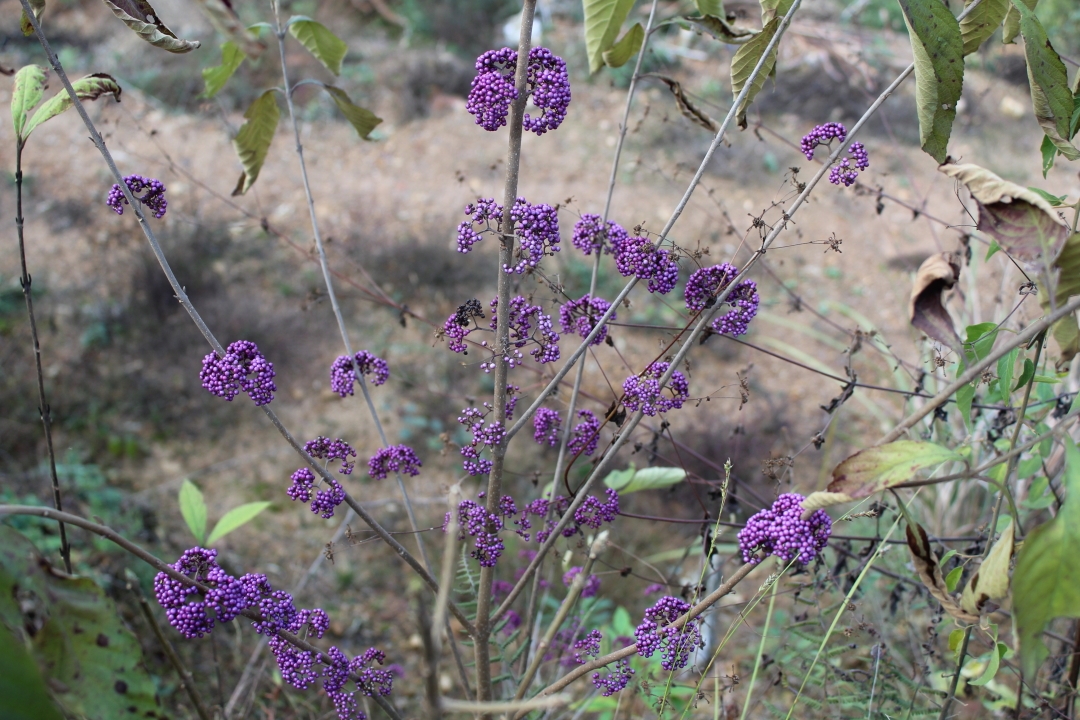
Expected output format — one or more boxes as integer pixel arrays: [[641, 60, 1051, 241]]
[[799, 122, 847, 159], [622, 361, 689, 416], [738, 492, 832, 565], [443, 298, 485, 353], [456, 495, 518, 566], [107, 174, 167, 218], [635, 596, 703, 671], [684, 263, 760, 337], [481, 295, 560, 370], [466, 46, 570, 134], [560, 294, 615, 345], [533, 407, 562, 446], [567, 409, 601, 456], [573, 629, 603, 664], [571, 213, 628, 255], [457, 197, 502, 253], [200, 339, 276, 406], [330, 351, 390, 397], [518, 488, 619, 543], [368, 444, 422, 480], [457, 405, 506, 475], [593, 658, 635, 696], [612, 234, 679, 294], [800, 123, 870, 187], [563, 566, 601, 598], [305, 437, 357, 475], [506, 199, 562, 274], [285, 437, 357, 519]]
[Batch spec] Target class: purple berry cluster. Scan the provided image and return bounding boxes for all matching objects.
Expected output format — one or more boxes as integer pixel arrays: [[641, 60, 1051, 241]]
[[573, 629, 602, 664], [622, 361, 689, 416], [518, 488, 619, 543], [571, 214, 628, 256], [800, 122, 870, 187], [684, 263, 760, 336], [443, 298, 486, 353], [567, 409, 601, 456], [367, 444, 422, 480], [466, 47, 570, 135], [612, 234, 679, 294], [506, 199, 562, 274], [483, 295, 560, 369], [593, 658, 635, 696], [106, 174, 167, 219], [563, 566, 601, 598], [200, 340, 277, 406], [330, 351, 390, 397], [737, 492, 832, 565], [457, 197, 503, 253], [533, 407, 562, 446], [635, 595, 703, 671], [457, 405, 506, 475], [285, 437, 357, 518], [559, 294, 615, 345], [800, 122, 847, 159], [456, 495, 518, 566]]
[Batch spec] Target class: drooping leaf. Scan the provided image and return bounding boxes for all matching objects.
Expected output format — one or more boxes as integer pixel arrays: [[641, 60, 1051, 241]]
[[945, 566, 963, 592], [604, 465, 687, 494], [1013, 437, 1080, 676], [1042, 233, 1080, 366], [686, 14, 756, 43], [961, 518, 1014, 615], [829, 441, 963, 499], [179, 478, 207, 543], [1002, 0, 1036, 44], [323, 86, 382, 139], [969, 641, 1009, 686], [909, 253, 962, 353], [11, 65, 48, 140], [1013, 0, 1079, 160], [0, 527, 165, 719], [207, 501, 271, 545], [1014, 357, 1035, 390], [730, 17, 781, 129], [231, 90, 280, 195], [960, 0, 1009, 55], [1041, 134, 1058, 177], [202, 41, 245, 98], [191, 0, 266, 58], [940, 162, 1069, 262], [603, 22, 644, 68], [1027, 186, 1066, 206], [0, 625, 63, 720], [759, 0, 794, 24], [653, 75, 718, 132], [1052, 315, 1080, 366], [898, 0, 964, 163], [102, 0, 201, 53], [21, 73, 121, 141], [20, 0, 45, 36], [288, 17, 348, 76], [583, 0, 636, 74], [799, 491, 855, 512], [906, 521, 979, 623], [996, 348, 1019, 404]]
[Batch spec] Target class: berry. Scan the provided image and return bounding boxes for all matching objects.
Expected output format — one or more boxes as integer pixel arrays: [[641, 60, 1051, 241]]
[[107, 174, 167, 218], [635, 596, 702, 671], [563, 567, 601, 598], [685, 263, 759, 336], [200, 340, 276, 406], [592, 658, 634, 695], [737, 492, 832, 565], [367, 445, 422, 480], [304, 437, 357, 475], [571, 214, 627, 256], [567, 409, 601, 456], [800, 123, 870, 186], [533, 407, 562, 446], [800, 122, 847, 160], [559, 294, 615, 346], [612, 235, 679, 294], [330, 351, 390, 397], [622, 361, 689, 416], [466, 47, 570, 135], [505, 199, 561, 275]]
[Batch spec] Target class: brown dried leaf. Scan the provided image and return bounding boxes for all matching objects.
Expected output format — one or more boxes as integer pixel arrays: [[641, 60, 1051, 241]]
[[829, 440, 962, 499], [102, 0, 201, 53], [800, 491, 854, 512], [909, 253, 962, 353], [906, 522, 978, 623], [191, 0, 265, 59], [651, 74, 719, 132]]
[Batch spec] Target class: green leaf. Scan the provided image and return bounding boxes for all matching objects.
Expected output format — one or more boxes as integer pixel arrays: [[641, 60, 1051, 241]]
[[685, 14, 756, 43], [19, 0, 45, 36], [1014, 0, 1080, 160], [961, 519, 1014, 615], [1002, 0, 1035, 44], [997, 348, 1018, 403], [965, 321, 1000, 361], [759, 0, 794, 24], [828, 441, 963, 499], [179, 478, 207, 543], [1014, 357, 1035, 391], [695, 0, 725, 16], [945, 566, 963, 592], [611, 606, 635, 637], [21, 73, 121, 141], [603, 22, 644, 68], [207, 501, 271, 545], [969, 639, 1008, 686], [898, 0, 965, 163], [102, 0, 201, 53], [288, 16, 348, 76], [985, 239, 1001, 260], [1043, 233, 1080, 365], [948, 628, 966, 658], [1013, 437, 1080, 676], [1028, 185, 1066, 206], [202, 41, 245, 98], [1041, 135, 1058, 177], [0, 625, 63, 720], [960, 0, 1009, 55], [191, 0, 266, 58], [583, 0, 636, 74], [604, 465, 687, 494], [11, 65, 48, 140], [323, 85, 382, 140], [231, 90, 280, 195], [730, 17, 781, 129]]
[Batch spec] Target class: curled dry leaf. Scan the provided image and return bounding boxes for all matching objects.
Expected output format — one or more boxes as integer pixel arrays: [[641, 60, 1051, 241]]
[[102, 0, 201, 53], [650, 75, 718, 132], [191, 0, 266, 59], [685, 14, 756, 43], [906, 521, 978, 623], [960, 519, 1014, 616], [800, 491, 854, 513], [909, 253, 962, 354]]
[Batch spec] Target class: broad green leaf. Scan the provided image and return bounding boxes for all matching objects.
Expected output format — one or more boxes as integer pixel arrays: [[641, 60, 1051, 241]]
[[21, 73, 121, 141], [102, 0, 200, 53], [288, 16, 348, 76], [323, 85, 382, 140], [604, 465, 687, 494], [19, 0, 44, 36], [179, 478, 207, 543], [960, 0, 1009, 55], [685, 14, 756, 43], [759, 0, 794, 24], [965, 321, 999, 363], [1023, 475, 1056, 509], [1013, 357, 1035, 391], [1013, 437, 1080, 676], [1002, 0, 1035, 44], [231, 90, 280, 195], [961, 519, 1014, 615], [898, 0, 964, 163], [997, 348, 1018, 403], [191, 0, 266, 58], [0, 625, 63, 720], [940, 163, 1068, 262], [207, 501, 271, 545], [948, 628, 966, 658], [969, 638, 1008, 686], [695, 0, 725, 16], [730, 17, 781, 129], [202, 41, 245, 98], [1014, 0, 1080, 160], [584, 0, 636, 74], [945, 566, 963, 592], [611, 606, 635, 637], [1040, 134, 1057, 177], [0, 527, 163, 719], [829, 441, 963, 499], [603, 22, 644, 68], [11, 65, 48, 140]]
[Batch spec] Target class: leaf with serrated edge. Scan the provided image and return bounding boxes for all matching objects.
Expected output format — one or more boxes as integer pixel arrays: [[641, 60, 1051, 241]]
[[829, 440, 963, 499], [909, 253, 962, 353], [960, 0, 1009, 55], [654, 75, 718, 131], [232, 90, 280, 195], [20, 0, 45, 36], [730, 17, 781, 129], [11, 65, 48, 140], [207, 501, 271, 545], [102, 0, 200, 53], [191, 0, 265, 58], [1002, 0, 1036, 44], [288, 17, 347, 76], [179, 478, 207, 544], [961, 519, 1014, 615], [1014, 0, 1080, 160], [685, 15, 756, 43], [323, 86, 382, 139], [583, 0, 635, 74], [940, 162, 1068, 262], [1013, 437, 1080, 676], [898, 0, 964, 163], [603, 23, 644, 68], [22, 73, 121, 141], [202, 42, 245, 99], [906, 521, 979, 623]]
